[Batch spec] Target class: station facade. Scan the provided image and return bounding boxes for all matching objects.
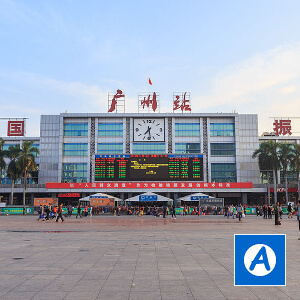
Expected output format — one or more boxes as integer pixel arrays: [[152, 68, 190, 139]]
[[2, 112, 298, 206], [1, 112, 268, 205]]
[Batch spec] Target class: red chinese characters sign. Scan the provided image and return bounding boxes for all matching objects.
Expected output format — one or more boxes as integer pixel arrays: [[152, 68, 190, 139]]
[[47, 182, 253, 189], [7, 121, 25, 136], [108, 89, 125, 113], [138, 92, 159, 113], [173, 92, 191, 112], [273, 119, 292, 136]]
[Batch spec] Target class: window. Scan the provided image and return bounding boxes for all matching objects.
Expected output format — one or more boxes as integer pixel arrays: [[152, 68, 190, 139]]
[[64, 123, 88, 136], [175, 123, 200, 136], [211, 143, 235, 156], [210, 123, 235, 136], [98, 123, 123, 136], [62, 163, 87, 183], [63, 143, 88, 156], [175, 143, 200, 154], [132, 143, 165, 154], [98, 143, 123, 154], [211, 163, 236, 182]]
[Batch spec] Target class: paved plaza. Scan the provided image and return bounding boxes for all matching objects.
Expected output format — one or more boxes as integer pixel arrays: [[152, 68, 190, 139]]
[[0, 214, 299, 300]]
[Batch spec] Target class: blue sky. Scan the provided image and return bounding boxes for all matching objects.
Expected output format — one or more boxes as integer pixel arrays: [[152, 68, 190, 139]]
[[1, 0, 300, 136]]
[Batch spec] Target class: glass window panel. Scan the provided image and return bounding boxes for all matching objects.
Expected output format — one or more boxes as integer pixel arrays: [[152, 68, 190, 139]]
[[211, 163, 236, 182], [98, 143, 123, 154], [132, 143, 165, 154], [175, 143, 200, 154], [63, 143, 88, 156], [211, 143, 235, 156], [98, 123, 123, 136], [64, 123, 88, 136], [62, 163, 87, 183]]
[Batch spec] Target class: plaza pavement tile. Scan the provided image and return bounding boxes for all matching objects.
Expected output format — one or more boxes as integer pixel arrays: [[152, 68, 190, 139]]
[[0, 214, 299, 299]]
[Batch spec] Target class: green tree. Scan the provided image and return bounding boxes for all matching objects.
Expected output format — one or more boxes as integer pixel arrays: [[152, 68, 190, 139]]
[[252, 141, 274, 205], [0, 138, 8, 184], [252, 140, 279, 204], [291, 142, 300, 202], [7, 145, 22, 205], [278, 143, 294, 204], [17, 141, 39, 206]]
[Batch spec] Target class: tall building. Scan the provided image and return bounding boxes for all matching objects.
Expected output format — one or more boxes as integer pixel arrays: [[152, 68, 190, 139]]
[[1, 112, 265, 205]]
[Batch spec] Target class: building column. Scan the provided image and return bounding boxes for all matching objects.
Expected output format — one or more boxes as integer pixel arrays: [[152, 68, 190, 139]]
[[242, 193, 247, 205]]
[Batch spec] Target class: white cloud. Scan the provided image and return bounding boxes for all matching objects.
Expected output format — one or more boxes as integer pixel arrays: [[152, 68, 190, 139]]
[[193, 43, 300, 134]]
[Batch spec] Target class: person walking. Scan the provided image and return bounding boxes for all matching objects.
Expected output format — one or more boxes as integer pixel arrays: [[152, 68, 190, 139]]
[[171, 205, 176, 219], [288, 203, 293, 218], [163, 205, 167, 218], [56, 203, 64, 222], [76, 203, 82, 218], [237, 204, 242, 221]]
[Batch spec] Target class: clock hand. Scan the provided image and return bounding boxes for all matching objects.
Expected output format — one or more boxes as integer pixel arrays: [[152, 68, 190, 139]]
[[144, 126, 151, 136]]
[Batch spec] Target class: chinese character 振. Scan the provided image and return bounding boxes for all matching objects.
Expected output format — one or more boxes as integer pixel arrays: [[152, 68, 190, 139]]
[[273, 119, 292, 136]]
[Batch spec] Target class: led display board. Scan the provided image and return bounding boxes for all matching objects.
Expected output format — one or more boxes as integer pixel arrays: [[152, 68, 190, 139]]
[[95, 154, 203, 181]]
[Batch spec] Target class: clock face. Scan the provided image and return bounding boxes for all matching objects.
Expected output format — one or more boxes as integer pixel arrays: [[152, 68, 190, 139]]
[[133, 118, 165, 142]]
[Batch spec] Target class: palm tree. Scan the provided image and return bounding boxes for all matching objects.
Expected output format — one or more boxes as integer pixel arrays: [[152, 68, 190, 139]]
[[278, 143, 294, 204], [17, 141, 39, 206], [0, 138, 8, 184], [291, 143, 300, 202], [7, 145, 22, 205], [252, 141, 275, 205]]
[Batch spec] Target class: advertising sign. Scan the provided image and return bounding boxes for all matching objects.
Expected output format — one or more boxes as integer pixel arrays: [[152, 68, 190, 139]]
[[90, 197, 114, 206], [139, 195, 158, 201]]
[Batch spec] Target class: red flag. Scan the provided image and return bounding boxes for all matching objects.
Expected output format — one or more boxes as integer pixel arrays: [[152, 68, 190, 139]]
[[149, 78, 152, 85]]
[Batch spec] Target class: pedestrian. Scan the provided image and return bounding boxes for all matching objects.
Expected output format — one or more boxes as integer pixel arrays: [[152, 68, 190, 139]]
[[37, 204, 43, 221], [163, 205, 167, 218], [90, 206, 93, 217], [274, 202, 281, 225], [56, 203, 64, 222], [237, 203, 242, 221], [171, 205, 176, 219], [256, 205, 259, 216], [268, 205, 272, 219], [288, 203, 293, 218], [76, 203, 82, 218], [263, 205, 267, 219], [279, 204, 283, 219], [297, 201, 300, 230]]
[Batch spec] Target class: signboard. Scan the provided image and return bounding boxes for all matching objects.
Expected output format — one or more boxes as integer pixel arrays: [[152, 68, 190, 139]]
[[191, 196, 209, 200], [173, 92, 191, 112], [34, 198, 58, 206], [199, 198, 224, 206], [138, 92, 160, 113], [95, 154, 204, 181], [1, 207, 34, 214], [58, 193, 80, 198], [273, 119, 292, 136], [90, 197, 114, 206], [46, 182, 253, 189], [7, 120, 25, 136], [139, 195, 158, 201], [108, 89, 125, 113]]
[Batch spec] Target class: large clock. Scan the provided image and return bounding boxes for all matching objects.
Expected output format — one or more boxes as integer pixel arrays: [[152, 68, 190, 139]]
[[133, 118, 165, 141]]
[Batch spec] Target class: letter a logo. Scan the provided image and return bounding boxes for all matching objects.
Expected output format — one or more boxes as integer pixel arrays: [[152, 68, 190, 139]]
[[244, 244, 276, 276]]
